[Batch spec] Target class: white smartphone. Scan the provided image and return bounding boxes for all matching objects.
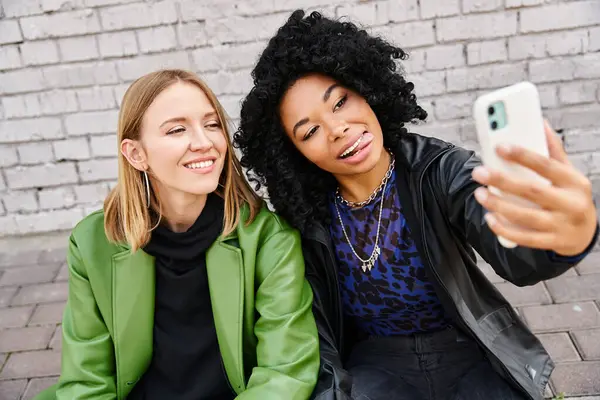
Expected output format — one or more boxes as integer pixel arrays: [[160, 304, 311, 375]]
[[473, 81, 550, 248]]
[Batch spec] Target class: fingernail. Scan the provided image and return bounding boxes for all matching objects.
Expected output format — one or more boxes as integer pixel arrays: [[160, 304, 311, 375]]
[[472, 166, 490, 182], [484, 213, 497, 227], [474, 187, 488, 203], [496, 144, 512, 154]]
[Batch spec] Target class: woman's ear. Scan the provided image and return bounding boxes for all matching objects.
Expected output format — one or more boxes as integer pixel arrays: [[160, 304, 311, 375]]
[[121, 139, 148, 172]]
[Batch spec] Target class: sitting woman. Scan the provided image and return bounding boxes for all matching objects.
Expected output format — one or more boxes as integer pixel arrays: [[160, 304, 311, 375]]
[[234, 10, 599, 400], [35, 69, 320, 400]]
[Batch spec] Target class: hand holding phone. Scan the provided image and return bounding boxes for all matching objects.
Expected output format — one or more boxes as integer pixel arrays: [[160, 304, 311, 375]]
[[470, 81, 597, 256]]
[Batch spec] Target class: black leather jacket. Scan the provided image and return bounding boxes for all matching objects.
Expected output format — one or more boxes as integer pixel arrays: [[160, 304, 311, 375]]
[[306, 133, 596, 400]]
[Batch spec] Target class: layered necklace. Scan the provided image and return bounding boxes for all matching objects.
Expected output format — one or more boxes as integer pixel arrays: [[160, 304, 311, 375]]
[[334, 154, 395, 272]]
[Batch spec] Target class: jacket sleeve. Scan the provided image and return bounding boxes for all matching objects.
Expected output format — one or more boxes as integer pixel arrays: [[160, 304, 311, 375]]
[[303, 248, 353, 400], [55, 235, 117, 399], [237, 229, 320, 400], [438, 146, 597, 287]]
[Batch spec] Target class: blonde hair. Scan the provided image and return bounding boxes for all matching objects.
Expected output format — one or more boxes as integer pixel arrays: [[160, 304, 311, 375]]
[[104, 69, 261, 251]]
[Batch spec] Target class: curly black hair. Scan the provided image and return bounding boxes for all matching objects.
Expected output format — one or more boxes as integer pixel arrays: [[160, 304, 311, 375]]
[[234, 10, 427, 233]]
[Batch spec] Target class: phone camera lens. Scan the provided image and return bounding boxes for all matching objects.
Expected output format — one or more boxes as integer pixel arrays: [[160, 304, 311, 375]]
[[491, 121, 498, 130], [488, 106, 495, 115]]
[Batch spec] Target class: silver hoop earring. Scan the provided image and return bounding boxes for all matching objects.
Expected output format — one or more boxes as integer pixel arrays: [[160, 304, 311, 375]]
[[143, 170, 150, 208]]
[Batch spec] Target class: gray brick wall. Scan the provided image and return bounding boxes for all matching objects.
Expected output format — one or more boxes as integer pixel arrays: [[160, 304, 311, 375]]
[[0, 0, 599, 237]]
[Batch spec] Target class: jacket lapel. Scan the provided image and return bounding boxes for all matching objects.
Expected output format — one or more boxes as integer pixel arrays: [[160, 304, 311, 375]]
[[206, 239, 246, 394], [112, 248, 155, 399]]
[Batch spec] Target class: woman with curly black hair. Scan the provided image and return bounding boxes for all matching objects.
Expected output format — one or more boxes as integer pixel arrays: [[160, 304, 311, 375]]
[[234, 10, 599, 400]]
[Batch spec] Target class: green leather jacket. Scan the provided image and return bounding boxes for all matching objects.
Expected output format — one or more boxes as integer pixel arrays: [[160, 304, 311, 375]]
[[35, 205, 320, 400]]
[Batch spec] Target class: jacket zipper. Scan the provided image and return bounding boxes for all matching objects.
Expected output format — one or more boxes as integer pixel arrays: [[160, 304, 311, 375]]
[[415, 150, 533, 400]]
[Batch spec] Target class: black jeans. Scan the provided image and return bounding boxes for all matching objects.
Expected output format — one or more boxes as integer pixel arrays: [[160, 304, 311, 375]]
[[347, 326, 528, 400]]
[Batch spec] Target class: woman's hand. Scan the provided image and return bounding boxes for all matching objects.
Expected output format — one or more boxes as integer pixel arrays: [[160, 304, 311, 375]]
[[471, 120, 598, 257]]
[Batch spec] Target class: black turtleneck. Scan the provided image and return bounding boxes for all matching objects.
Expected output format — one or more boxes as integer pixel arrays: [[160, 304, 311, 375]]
[[128, 194, 235, 400]]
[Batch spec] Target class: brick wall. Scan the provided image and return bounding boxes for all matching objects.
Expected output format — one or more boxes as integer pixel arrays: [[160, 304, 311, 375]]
[[0, 0, 599, 236]]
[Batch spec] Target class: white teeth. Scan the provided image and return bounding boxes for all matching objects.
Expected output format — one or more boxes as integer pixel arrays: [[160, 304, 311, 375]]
[[341, 135, 363, 158], [186, 160, 214, 169]]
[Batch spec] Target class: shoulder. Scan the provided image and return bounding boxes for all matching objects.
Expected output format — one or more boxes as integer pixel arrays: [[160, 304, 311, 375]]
[[69, 209, 123, 261], [236, 203, 300, 246]]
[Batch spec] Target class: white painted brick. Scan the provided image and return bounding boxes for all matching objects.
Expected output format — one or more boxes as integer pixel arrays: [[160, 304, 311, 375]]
[[389, 21, 435, 48], [426, 44, 465, 70], [447, 63, 527, 92], [38, 186, 76, 210], [505, 0, 544, 7], [219, 95, 244, 120], [113, 83, 129, 106], [78, 158, 118, 182], [437, 12, 517, 42], [434, 93, 477, 120], [20, 9, 101, 40], [65, 110, 118, 136], [39, 0, 86, 13], [409, 71, 446, 97], [463, 0, 502, 13], [545, 105, 600, 130], [205, 14, 288, 44], [43, 61, 118, 88], [529, 59, 575, 83], [39, 89, 79, 115], [53, 138, 90, 160], [98, 31, 138, 58], [0, 202, 5, 216], [99, 1, 177, 31], [0, 145, 19, 167], [416, 121, 463, 144], [0, 20, 23, 45], [0, 215, 19, 236], [521, 1, 600, 33], [1, 190, 38, 212], [137, 26, 177, 54], [509, 30, 589, 60], [0, 69, 46, 95], [0, 118, 63, 143], [83, 0, 139, 7], [591, 27, 600, 52], [20, 40, 60, 66], [5, 162, 78, 189], [89, 134, 115, 157], [559, 81, 599, 105], [58, 36, 99, 62], [401, 49, 426, 74], [564, 128, 600, 154], [116, 52, 191, 81], [467, 39, 507, 65], [387, 0, 418, 22], [574, 53, 600, 79], [0, 45, 22, 70], [537, 84, 559, 109], [179, 1, 228, 22], [1, 1, 43, 18], [75, 86, 116, 111], [177, 22, 209, 49], [15, 208, 84, 234], [74, 183, 109, 204], [336, 3, 380, 26], [2, 93, 41, 118], [420, 0, 459, 19], [191, 42, 265, 73], [202, 69, 253, 96], [83, 0, 139, 6], [17, 142, 54, 164]]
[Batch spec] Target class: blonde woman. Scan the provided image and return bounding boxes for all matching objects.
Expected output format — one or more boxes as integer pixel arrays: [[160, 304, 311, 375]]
[[35, 69, 320, 400]]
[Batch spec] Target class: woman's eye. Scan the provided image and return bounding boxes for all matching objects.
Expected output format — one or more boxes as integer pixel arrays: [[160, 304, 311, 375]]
[[333, 95, 347, 111], [167, 127, 185, 135], [303, 126, 318, 141], [206, 122, 221, 129]]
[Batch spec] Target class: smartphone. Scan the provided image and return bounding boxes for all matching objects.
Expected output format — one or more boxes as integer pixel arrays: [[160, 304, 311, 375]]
[[473, 81, 550, 248]]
